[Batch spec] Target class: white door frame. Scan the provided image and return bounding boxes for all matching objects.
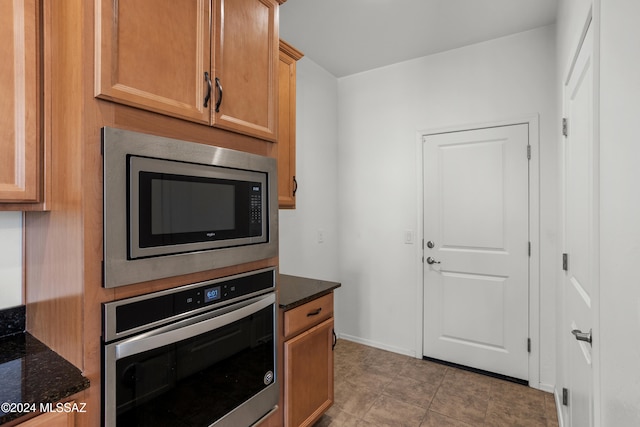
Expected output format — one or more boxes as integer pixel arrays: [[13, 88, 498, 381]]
[[414, 115, 542, 389]]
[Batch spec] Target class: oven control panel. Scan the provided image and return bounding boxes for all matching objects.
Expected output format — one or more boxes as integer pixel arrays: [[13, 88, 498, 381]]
[[174, 279, 246, 313], [107, 268, 275, 339]]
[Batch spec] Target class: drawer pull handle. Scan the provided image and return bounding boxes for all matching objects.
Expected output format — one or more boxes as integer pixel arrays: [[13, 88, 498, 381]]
[[307, 308, 322, 317]]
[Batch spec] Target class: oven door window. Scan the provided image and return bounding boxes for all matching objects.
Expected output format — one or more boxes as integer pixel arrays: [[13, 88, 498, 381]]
[[113, 305, 275, 426]]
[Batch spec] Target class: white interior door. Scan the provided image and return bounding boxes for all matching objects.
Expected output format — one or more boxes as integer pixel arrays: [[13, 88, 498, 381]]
[[562, 19, 596, 427], [422, 124, 530, 381]]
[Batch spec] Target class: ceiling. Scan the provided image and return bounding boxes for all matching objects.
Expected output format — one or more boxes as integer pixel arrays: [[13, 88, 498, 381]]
[[279, 0, 558, 78]]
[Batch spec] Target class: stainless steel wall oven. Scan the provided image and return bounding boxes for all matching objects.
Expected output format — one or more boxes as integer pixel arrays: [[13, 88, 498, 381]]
[[102, 268, 278, 427]]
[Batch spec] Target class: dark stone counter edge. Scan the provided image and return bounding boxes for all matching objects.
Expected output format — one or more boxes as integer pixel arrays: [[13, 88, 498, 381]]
[[0, 306, 25, 339], [278, 274, 341, 311], [0, 309, 90, 426]]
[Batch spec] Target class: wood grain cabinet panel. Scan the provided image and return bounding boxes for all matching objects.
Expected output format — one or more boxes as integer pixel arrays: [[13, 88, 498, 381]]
[[95, 0, 211, 123], [19, 405, 75, 427], [0, 0, 41, 205], [95, 0, 279, 141], [284, 292, 333, 338], [213, 0, 279, 141], [278, 40, 303, 208], [283, 293, 335, 427], [284, 317, 334, 427]]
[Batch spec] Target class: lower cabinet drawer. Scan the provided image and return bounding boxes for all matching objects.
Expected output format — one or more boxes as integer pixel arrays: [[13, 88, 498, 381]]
[[283, 293, 333, 339]]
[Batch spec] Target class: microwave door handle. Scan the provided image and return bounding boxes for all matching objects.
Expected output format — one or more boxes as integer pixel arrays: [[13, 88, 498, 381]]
[[114, 293, 275, 360]]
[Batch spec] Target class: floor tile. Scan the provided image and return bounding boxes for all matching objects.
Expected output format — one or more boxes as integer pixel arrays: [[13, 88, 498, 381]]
[[315, 406, 361, 427], [314, 340, 558, 427], [333, 379, 380, 419], [429, 385, 490, 425], [398, 358, 447, 386], [382, 375, 439, 409], [420, 410, 474, 427], [362, 394, 427, 426]]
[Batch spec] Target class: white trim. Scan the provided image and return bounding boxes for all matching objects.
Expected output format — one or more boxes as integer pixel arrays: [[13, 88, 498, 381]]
[[555, 387, 566, 427], [337, 333, 416, 358], [415, 114, 542, 389]]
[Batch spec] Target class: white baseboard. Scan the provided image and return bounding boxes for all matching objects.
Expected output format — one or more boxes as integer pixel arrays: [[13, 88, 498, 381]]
[[537, 382, 555, 393], [337, 333, 416, 358]]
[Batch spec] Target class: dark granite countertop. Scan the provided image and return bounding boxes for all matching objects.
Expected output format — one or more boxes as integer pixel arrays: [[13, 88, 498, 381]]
[[279, 274, 341, 311], [0, 333, 90, 425]]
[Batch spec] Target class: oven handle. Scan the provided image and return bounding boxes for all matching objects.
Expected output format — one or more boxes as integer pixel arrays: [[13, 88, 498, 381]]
[[114, 293, 275, 360]]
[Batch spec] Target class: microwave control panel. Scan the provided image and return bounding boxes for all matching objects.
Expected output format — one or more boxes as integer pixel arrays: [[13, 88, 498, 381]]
[[250, 185, 262, 235]]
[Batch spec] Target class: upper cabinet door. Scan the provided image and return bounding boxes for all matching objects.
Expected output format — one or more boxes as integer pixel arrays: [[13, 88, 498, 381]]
[[212, 0, 279, 141], [0, 0, 40, 203], [95, 0, 211, 124]]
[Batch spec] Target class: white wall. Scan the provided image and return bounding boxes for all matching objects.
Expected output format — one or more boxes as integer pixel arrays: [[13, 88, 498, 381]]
[[0, 212, 23, 310], [336, 26, 558, 387], [278, 57, 340, 283]]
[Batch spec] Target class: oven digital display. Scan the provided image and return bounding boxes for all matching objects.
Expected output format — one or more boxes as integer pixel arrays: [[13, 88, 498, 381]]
[[204, 286, 222, 303]]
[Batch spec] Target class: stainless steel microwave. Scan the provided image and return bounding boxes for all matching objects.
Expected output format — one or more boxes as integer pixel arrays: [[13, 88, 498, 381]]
[[102, 127, 278, 288]]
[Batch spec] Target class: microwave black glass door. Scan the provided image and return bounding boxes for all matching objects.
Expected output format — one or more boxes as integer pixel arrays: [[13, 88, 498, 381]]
[[138, 172, 262, 247]]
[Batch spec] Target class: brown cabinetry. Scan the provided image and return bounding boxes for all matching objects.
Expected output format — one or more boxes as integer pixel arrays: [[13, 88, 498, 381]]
[[278, 40, 303, 208], [283, 293, 335, 427], [95, 0, 279, 141], [0, 0, 43, 207], [19, 405, 75, 427]]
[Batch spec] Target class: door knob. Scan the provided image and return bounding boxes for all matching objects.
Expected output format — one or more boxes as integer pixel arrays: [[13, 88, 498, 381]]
[[426, 257, 440, 265], [571, 328, 592, 346]]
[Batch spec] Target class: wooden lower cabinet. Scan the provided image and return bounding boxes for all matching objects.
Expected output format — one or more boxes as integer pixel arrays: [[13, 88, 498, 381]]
[[19, 408, 74, 427], [283, 295, 335, 427]]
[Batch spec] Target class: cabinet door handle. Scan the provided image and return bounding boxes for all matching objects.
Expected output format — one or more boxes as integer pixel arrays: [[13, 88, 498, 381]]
[[214, 77, 223, 113], [332, 329, 337, 350], [306, 307, 322, 317], [293, 176, 298, 197], [203, 72, 212, 108]]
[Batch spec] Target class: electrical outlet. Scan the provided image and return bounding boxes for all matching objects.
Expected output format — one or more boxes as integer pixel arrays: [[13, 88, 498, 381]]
[[317, 229, 324, 243]]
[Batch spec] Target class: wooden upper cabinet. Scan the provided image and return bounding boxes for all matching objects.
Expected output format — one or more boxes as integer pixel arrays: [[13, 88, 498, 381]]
[[95, 0, 279, 141], [0, 0, 41, 205], [95, 0, 211, 124], [278, 40, 303, 209], [213, 0, 279, 141]]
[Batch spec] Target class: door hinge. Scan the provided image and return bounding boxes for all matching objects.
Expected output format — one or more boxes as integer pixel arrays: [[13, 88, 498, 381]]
[[562, 118, 568, 137], [528, 241, 531, 257], [562, 253, 568, 271], [527, 338, 531, 353], [527, 145, 531, 159], [562, 387, 569, 406]]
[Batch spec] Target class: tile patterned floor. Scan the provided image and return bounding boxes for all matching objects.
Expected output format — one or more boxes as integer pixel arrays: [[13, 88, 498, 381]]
[[315, 340, 559, 427]]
